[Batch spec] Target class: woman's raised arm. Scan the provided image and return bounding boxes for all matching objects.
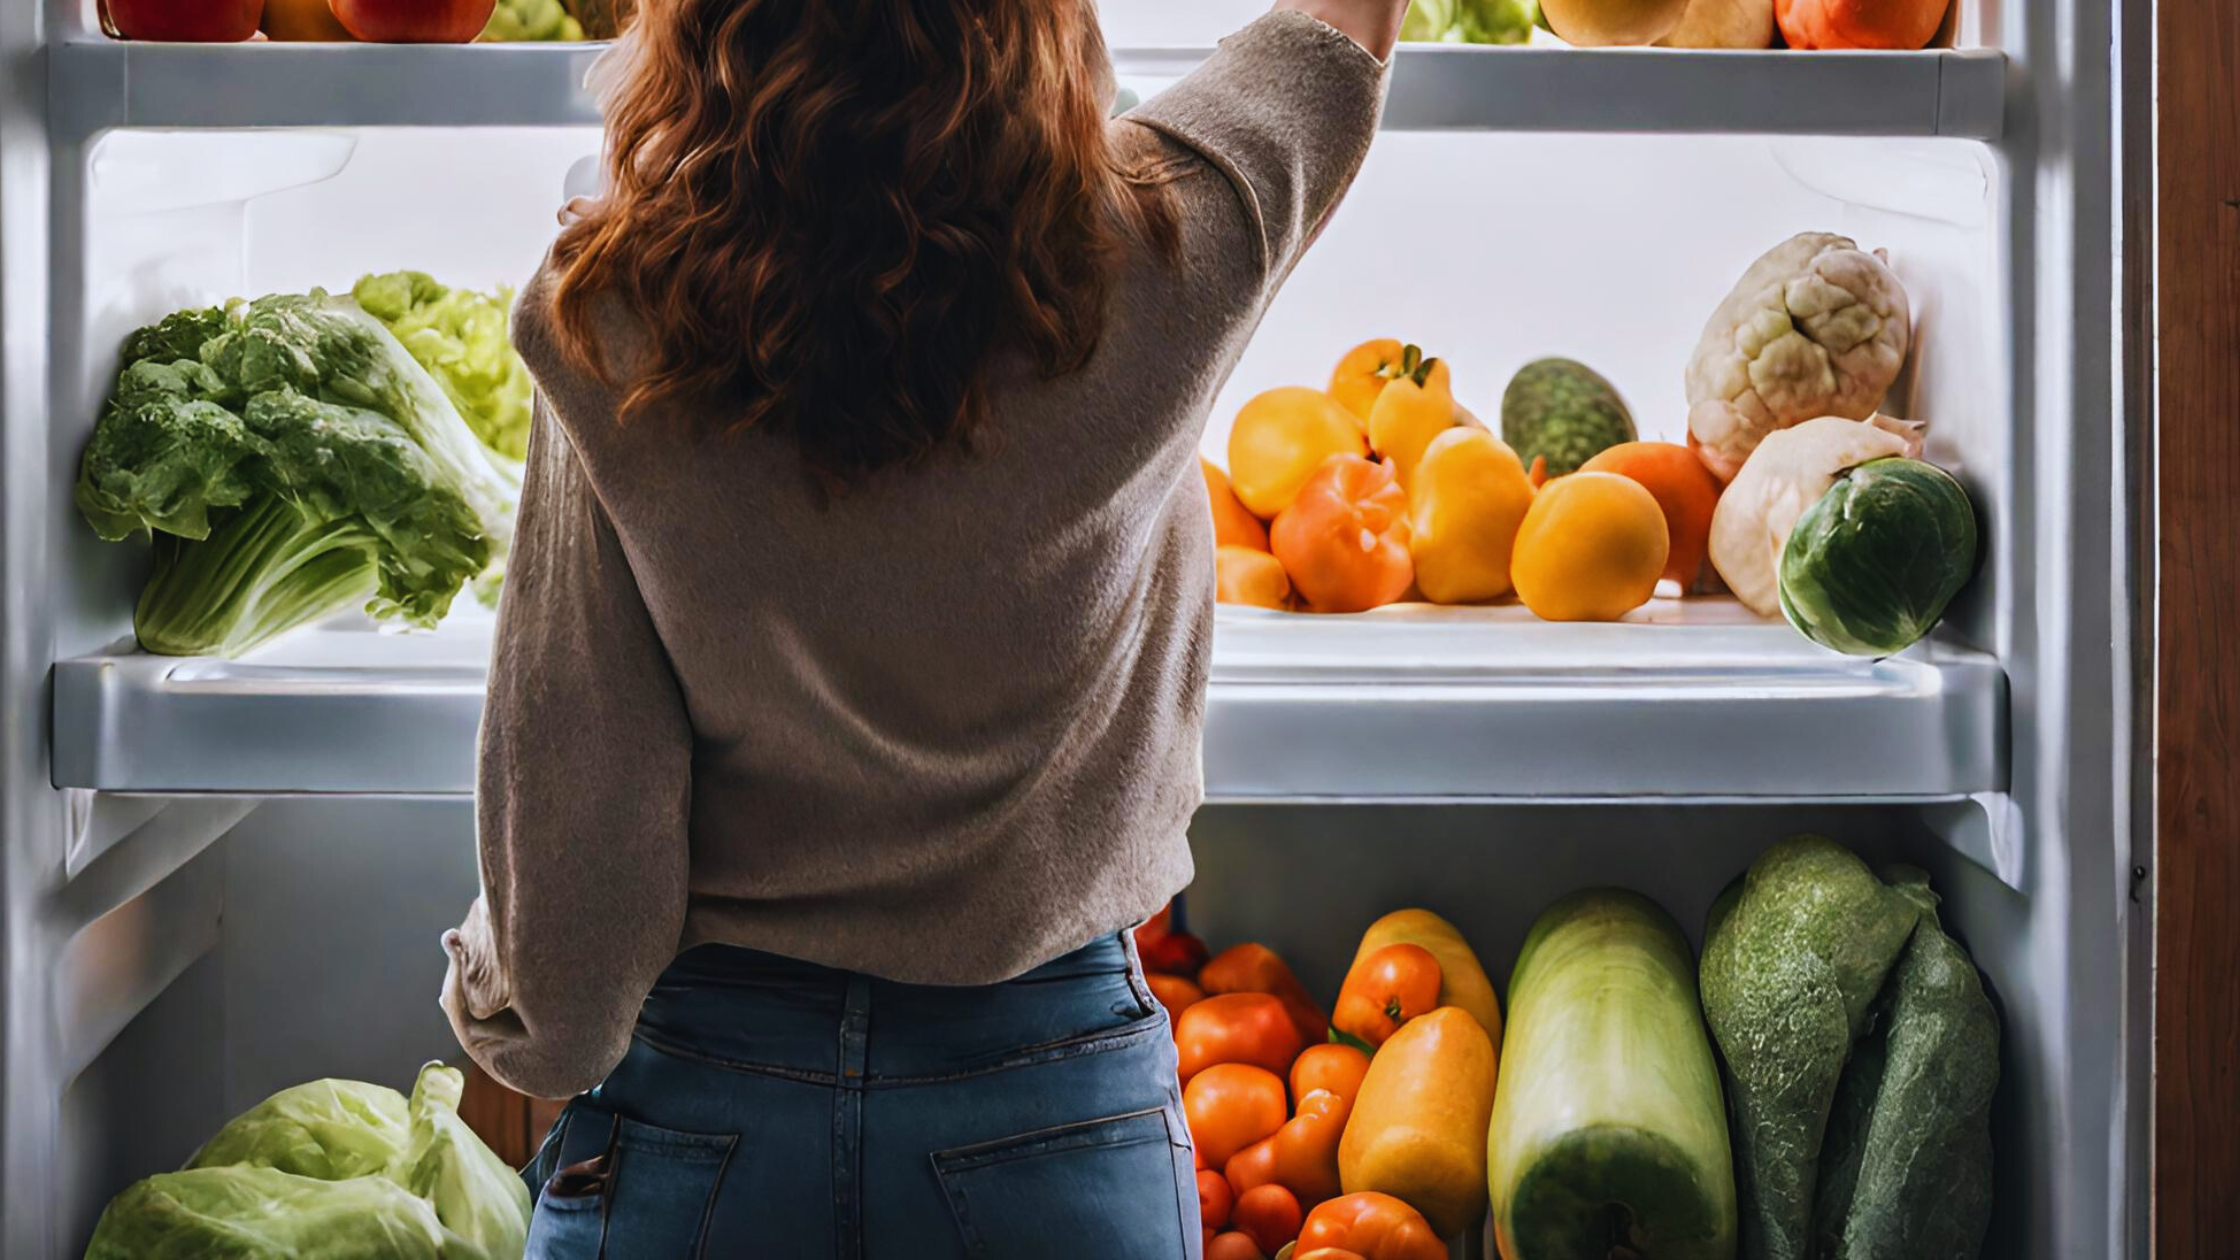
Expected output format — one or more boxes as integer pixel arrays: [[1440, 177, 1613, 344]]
[[1274, 0, 1411, 59]]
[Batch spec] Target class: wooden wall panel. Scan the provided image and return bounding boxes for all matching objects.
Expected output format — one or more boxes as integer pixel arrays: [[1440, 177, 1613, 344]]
[[2154, 0, 2240, 1249]]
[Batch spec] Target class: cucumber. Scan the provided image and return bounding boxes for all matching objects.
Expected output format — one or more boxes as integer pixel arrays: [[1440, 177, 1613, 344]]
[[1812, 869, 1998, 1260], [1488, 889, 1736, 1260]]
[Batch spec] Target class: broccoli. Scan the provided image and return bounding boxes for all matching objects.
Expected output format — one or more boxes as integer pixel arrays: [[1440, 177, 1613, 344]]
[[76, 291, 517, 658]]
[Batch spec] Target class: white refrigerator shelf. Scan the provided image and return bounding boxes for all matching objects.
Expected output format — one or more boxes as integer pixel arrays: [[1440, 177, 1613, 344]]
[[47, 39, 2007, 140], [51, 600, 2007, 800]]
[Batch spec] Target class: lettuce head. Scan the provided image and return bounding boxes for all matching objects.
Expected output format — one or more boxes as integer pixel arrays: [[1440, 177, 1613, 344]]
[[85, 1064, 530, 1260], [75, 290, 517, 657], [353, 271, 534, 463]]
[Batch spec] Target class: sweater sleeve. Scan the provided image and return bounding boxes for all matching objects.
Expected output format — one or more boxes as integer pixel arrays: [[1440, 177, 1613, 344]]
[[442, 397, 693, 1101], [1125, 10, 1390, 282]]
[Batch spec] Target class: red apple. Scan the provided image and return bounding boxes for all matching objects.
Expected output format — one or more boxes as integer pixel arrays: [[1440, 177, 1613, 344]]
[[104, 0, 266, 41], [329, 0, 497, 42]]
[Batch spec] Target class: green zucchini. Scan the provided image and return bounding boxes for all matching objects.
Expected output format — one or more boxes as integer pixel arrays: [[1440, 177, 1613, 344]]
[[1698, 837, 1920, 1260], [1813, 869, 1999, 1260], [1488, 889, 1736, 1260]]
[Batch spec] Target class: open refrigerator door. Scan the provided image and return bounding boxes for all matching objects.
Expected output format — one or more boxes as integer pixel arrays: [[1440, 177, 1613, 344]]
[[0, 0, 2144, 1256]]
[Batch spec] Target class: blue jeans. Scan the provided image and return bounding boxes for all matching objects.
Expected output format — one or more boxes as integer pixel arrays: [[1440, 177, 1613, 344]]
[[521, 933, 1201, 1259]]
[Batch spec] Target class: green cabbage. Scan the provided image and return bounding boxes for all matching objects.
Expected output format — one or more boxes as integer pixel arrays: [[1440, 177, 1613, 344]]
[[76, 291, 516, 657], [353, 272, 535, 463], [1403, 0, 1538, 43], [85, 1065, 530, 1260], [1777, 457, 1979, 657]]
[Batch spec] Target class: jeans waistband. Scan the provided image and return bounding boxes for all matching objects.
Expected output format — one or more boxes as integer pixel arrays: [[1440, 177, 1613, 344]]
[[630, 933, 1155, 1085]]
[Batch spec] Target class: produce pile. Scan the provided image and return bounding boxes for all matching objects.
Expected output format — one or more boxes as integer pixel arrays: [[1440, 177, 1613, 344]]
[[1405, 0, 1954, 50], [75, 272, 529, 657], [101, 0, 630, 43], [83, 1063, 531, 1260], [1142, 832, 1999, 1259], [1207, 231, 1982, 657]]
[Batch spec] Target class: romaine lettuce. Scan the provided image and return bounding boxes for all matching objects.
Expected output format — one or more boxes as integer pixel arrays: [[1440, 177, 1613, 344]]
[[76, 291, 517, 657]]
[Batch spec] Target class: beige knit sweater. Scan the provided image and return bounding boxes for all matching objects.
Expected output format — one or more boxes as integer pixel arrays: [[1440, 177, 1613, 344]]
[[443, 11, 1389, 1099]]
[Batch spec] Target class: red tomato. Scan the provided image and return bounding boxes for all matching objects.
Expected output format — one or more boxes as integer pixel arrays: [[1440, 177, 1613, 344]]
[[329, 0, 495, 41], [1234, 1184, 1305, 1254], [1142, 931, 1211, 977], [1176, 993, 1306, 1083], [1148, 973, 1206, 1023], [104, 0, 264, 40], [1197, 1169, 1235, 1232], [1205, 1232, 1267, 1260], [1135, 904, 1173, 947], [1332, 943, 1443, 1048], [1290, 1043, 1372, 1109], [1182, 1064, 1286, 1169]]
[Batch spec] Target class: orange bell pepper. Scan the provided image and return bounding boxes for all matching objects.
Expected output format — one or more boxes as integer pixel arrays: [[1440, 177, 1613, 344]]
[[1332, 943, 1442, 1049], [1270, 456, 1413, 614], [1271, 1088, 1350, 1207], [1295, 1251, 1370, 1260], [1199, 943, 1330, 1048], [1296, 1192, 1447, 1260], [1225, 1134, 1280, 1196]]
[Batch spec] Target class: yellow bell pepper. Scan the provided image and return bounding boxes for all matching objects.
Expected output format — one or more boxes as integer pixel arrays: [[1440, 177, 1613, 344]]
[[1328, 338, 1407, 427], [1407, 429, 1537, 605], [1366, 346, 1460, 495]]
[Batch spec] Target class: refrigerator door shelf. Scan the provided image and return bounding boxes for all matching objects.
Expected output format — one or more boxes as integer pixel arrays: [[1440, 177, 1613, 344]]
[[50, 601, 2006, 800], [46, 39, 2007, 141]]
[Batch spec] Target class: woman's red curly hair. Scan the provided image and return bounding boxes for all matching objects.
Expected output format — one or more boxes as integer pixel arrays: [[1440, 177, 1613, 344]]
[[548, 0, 1177, 486]]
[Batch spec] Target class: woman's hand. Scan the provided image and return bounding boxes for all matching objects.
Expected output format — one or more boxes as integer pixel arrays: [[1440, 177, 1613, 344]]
[[1275, 0, 1411, 59], [559, 196, 602, 227]]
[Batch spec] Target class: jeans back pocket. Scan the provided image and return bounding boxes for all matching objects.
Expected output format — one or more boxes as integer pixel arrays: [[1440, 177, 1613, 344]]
[[525, 1106, 738, 1260], [932, 1107, 1195, 1260]]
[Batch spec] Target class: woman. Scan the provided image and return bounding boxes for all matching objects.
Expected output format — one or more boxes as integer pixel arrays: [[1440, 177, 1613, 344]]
[[442, 0, 1403, 1253]]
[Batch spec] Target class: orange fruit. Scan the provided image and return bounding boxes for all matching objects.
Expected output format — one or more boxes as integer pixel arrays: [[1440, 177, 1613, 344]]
[[1579, 441, 1723, 591], [1509, 472, 1670, 621], [1217, 546, 1292, 610]]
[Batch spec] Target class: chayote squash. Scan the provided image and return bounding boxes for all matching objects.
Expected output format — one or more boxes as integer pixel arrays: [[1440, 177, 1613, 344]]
[[1699, 836, 1920, 1260], [1812, 869, 1999, 1260], [1778, 456, 1980, 657]]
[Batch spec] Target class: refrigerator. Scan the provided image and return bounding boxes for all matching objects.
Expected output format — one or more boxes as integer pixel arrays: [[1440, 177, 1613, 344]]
[[0, 0, 2146, 1255]]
